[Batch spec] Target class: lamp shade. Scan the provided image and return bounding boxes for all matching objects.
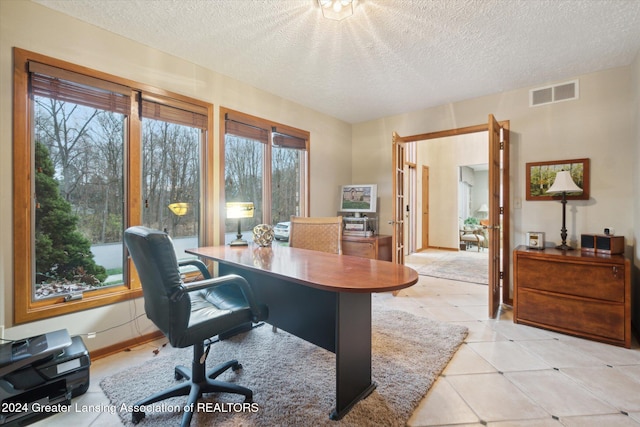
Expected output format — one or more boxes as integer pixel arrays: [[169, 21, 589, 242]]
[[226, 202, 255, 219], [477, 204, 489, 213], [546, 171, 582, 194], [168, 202, 189, 216]]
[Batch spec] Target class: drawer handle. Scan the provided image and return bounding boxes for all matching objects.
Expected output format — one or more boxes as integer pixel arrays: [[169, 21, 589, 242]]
[[613, 266, 623, 279]]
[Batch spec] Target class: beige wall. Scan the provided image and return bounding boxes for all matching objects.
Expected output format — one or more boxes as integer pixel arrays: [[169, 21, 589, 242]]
[[0, 1, 351, 350]]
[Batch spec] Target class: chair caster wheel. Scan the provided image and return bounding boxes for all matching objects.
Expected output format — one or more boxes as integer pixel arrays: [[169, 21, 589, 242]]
[[232, 363, 242, 372], [174, 369, 184, 380], [244, 395, 253, 403], [132, 411, 145, 424]]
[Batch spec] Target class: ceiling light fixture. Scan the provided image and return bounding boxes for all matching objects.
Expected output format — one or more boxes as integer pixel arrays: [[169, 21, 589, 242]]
[[318, 0, 354, 21]]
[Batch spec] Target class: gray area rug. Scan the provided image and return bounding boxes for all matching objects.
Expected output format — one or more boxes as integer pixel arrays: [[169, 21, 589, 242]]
[[100, 308, 467, 426], [415, 250, 488, 285]]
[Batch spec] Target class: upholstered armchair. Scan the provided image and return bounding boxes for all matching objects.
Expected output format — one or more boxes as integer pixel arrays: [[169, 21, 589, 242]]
[[460, 226, 486, 251]]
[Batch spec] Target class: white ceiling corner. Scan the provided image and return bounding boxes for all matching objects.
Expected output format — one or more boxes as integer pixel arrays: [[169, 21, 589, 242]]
[[31, 0, 640, 123]]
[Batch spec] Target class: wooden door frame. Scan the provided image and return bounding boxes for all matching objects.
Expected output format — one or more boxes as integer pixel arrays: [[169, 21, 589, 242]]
[[421, 165, 429, 251], [488, 114, 503, 317], [394, 121, 511, 308], [391, 133, 405, 265], [407, 161, 417, 254]]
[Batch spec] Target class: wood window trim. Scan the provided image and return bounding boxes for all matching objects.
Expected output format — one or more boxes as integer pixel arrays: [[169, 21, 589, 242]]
[[218, 107, 310, 239], [12, 47, 214, 324]]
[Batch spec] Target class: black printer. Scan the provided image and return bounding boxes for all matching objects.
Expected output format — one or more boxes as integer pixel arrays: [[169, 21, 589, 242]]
[[0, 329, 90, 426]]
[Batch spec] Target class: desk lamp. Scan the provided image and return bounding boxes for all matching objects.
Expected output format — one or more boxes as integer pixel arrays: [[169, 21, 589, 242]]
[[168, 202, 189, 216], [226, 202, 254, 246], [546, 170, 582, 250]]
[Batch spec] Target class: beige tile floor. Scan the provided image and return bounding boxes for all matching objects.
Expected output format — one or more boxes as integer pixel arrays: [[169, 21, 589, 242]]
[[33, 250, 640, 426]]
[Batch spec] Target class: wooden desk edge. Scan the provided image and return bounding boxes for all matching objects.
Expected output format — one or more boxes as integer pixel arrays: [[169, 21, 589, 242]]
[[186, 246, 419, 294]]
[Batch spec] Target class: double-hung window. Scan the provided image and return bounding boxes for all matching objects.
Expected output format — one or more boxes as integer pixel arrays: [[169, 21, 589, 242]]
[[13, 48, 212, 323], [221, 108, 309, 240]]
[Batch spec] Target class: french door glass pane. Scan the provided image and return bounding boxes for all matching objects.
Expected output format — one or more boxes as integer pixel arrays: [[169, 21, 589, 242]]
[[224, 135, 264, 243], [271, 145, 302, 224], [33, 96, 124, 300], [142, 119, 201, 260]]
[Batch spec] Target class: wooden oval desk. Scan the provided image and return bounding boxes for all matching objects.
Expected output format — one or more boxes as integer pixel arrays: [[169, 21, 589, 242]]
[[186, 243, 418, 420]]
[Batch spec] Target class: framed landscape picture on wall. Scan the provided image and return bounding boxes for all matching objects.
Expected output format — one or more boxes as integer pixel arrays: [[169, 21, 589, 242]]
[[526, 158, 590, 201]]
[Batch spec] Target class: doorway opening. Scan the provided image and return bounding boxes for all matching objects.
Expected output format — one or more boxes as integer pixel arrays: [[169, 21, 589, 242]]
[[392, 116, 510, 318], [414, 132, 488, 252], [459, 163, 489, 253]]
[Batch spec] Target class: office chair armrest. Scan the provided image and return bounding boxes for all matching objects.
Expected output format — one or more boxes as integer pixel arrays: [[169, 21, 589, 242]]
[[173, 274, 267, 323], [178, 259, 212, 279]]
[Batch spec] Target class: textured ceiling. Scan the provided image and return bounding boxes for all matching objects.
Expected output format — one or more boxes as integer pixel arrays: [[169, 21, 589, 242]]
[[33, 0, 640, 123]]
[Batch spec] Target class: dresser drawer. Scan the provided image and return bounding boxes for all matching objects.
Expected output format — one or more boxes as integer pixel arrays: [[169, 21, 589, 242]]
[[516, 256, 625, 302], [517, 288, 625, 342], [513, 247, 631, 348]]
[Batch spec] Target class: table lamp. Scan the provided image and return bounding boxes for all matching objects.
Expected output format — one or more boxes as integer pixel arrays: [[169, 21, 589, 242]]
[[546, 170, 582, 250], [477, 204, 489, 218], [226, 202, 254, 246]]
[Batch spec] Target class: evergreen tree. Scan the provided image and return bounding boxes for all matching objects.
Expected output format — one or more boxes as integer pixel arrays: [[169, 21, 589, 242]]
[[35, 141, 107, 285]]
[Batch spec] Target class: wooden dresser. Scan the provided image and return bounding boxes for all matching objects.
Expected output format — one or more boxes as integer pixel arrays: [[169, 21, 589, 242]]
[[513, 245, 631, 348], [342, 235, 392, 261]]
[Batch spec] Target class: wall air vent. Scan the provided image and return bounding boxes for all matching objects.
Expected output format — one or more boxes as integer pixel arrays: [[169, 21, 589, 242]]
[[529, 80, 579, 107]]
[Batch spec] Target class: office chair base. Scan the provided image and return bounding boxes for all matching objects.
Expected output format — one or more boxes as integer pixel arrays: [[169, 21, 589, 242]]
[[131, 353, 252, 426], [173, 359, 243, 382]]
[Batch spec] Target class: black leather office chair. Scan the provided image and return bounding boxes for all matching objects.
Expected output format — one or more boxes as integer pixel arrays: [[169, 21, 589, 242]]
[[123, 226, 268, 426]]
